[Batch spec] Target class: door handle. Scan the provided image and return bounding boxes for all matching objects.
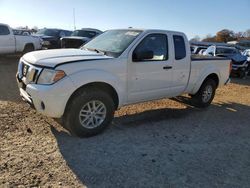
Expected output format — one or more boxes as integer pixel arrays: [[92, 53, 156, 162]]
[[163, 66, 172, 70]]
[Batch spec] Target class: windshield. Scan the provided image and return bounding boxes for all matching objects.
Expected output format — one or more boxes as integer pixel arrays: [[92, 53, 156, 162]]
[[36, 29, 59, 37], [216, 48, 238, 54], [72, 30, 97, 38], [83, 30, 142, 58]]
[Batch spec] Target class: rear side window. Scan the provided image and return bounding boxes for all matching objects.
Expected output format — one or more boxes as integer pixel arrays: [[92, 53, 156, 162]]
[[173, 35, 186, 60], [0, 26, 10, 35]]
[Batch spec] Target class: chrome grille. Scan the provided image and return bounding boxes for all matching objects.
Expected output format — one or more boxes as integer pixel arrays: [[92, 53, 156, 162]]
[[22, 64, 29, 76], [18, 60, 42, 85]]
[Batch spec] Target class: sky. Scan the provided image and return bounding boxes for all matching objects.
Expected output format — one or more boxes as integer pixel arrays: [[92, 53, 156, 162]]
[[0, 0, 249, 39]]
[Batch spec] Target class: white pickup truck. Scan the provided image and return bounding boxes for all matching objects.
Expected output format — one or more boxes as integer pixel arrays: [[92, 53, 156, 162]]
[[0, 23, 42, 55], [16, 29, 231, 137]]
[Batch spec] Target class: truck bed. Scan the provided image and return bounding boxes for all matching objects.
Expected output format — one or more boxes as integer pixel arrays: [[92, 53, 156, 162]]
[[191, 54, 230, 61], [185, 55, 231, 95]]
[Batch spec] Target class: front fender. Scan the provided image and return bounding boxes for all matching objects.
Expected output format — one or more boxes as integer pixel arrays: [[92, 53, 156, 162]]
[[68, 69, 126, 106]]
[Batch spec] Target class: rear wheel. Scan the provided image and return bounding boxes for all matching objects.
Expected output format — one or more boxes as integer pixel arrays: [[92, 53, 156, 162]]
[[63, 88, 115, 137], [191, 79, 216, 108]]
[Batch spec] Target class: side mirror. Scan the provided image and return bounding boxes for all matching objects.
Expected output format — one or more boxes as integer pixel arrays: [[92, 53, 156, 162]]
[[133, 50, 154, 61]]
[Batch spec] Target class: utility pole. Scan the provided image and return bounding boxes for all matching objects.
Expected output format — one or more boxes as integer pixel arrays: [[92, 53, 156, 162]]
[[73, 8, 76, 30]]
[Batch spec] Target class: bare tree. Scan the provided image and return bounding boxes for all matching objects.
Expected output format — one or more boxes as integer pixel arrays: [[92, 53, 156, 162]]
[[202, 34, 216, 42], [245, 29, 250, 38], [216, 29, 235, 43]]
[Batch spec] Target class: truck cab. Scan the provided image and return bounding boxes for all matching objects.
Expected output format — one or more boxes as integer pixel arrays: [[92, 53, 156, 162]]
[[0, 24, 16, 54], [126, 31, 190, 103]]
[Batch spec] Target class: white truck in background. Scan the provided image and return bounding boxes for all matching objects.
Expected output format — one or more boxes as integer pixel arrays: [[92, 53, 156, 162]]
[[0, 23, 42, 55], [16, 29, 231, 137]]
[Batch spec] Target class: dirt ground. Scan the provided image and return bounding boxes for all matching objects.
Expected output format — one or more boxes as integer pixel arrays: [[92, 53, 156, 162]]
[[0, 56, 250, 188]]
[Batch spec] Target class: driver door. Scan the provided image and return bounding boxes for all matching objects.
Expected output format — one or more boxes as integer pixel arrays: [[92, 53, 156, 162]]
[[0, 25, 15, 53], [127, 33, 173, 103]]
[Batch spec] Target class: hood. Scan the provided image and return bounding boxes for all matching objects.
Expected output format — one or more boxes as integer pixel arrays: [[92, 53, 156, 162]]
[[22, 49, 113, 68]]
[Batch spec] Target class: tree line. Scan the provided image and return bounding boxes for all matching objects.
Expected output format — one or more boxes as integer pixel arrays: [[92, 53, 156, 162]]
[[190, 29, 250, 43]]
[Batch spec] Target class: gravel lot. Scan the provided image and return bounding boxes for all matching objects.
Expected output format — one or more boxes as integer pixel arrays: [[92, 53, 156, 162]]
[[0, 56, 250, 188]]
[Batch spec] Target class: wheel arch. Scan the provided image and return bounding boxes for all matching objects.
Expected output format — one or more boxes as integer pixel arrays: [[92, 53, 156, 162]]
[[206, 73, 219, 87], [23, 43, 35, 52], [66, 81, 120, 111], [191, 72, 220, 95]]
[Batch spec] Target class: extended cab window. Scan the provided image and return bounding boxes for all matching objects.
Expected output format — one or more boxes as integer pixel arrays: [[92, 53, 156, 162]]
[[133, 34, 168, 62], [0, 26, 10, 35], [173, 35, 186, 60]]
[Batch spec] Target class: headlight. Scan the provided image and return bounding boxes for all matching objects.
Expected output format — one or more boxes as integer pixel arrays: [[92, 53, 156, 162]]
[[37, 69, 66, 85]]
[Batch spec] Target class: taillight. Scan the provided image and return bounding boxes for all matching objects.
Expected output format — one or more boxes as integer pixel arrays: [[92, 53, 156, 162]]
[[229, 61, 232, 74]]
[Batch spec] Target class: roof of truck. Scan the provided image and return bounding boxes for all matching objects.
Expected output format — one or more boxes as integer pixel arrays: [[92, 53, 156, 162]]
[[108, 28, 186, 36]]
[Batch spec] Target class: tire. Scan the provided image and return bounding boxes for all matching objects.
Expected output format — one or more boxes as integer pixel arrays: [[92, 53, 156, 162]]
[[23, 44, 34, 54], [191, 79, 216, 108], [63, 88, 115, 137]]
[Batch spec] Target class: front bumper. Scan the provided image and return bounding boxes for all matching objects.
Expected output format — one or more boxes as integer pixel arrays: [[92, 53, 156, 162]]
[[16, 74, 76, 118]]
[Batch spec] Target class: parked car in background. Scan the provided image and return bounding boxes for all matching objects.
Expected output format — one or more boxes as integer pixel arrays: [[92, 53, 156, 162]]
[[61, 28, 102, 48], [243, 49, 250, 75], [0, 23, 42, 55], [198, 49, 206, 55], [34, 28, 72, 49], [243, 49, 250, 60], [203, 45, 249, 78], [191, 45, 207, 54], [13, 29, 32, 36], [16, 29, 231, 137]]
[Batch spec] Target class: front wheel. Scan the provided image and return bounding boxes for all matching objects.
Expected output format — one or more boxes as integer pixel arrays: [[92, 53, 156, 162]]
[[63, 88, 115, 137], [191, 79, 216, 108]]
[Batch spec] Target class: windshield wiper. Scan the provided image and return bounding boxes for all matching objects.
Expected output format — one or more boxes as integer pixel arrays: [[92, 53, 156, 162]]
[[90, 48, 107, 55], [82, 47, 109, 56]]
